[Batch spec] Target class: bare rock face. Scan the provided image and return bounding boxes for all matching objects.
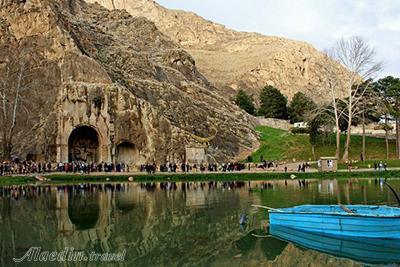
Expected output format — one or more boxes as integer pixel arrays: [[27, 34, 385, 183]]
[[0, 0, 258, 164], [86, 0, 343, 102]]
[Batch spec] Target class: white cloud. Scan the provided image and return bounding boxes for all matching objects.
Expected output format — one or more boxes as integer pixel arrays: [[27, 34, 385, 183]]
[[157, 0, 400, 77]]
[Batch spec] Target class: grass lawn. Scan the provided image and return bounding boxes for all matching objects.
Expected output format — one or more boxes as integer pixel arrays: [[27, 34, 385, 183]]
[[0, 176, 36, 185], [250, 126, 399, 163]]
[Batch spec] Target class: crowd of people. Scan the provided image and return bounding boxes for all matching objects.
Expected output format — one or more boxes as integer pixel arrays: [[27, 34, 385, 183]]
[[55, 162, 130, 173], [297, 162, 311, 172], [0, 161, 132, 176], [140, 162, 247, 174], [0, 159, 316, 176], [257, 160, 278, 169], [0, 159, 255, 176], [0, 160, 245, 176], [0, 161, 52, 176]]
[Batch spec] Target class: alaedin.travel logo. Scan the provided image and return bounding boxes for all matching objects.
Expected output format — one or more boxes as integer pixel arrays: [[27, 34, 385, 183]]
[[13, 247, 126, 263]]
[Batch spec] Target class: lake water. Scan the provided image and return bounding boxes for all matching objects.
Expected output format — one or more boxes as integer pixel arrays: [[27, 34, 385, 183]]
[[0, 178, 399, 266]]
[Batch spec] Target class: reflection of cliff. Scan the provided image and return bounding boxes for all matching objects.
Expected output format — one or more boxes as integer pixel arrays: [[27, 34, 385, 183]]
[[0, 189, 59, 266], [2, 180, 390, 266], [55, 188, 112, 249], [44, 183, 252, 266], [109, 184, 247, 266], [68, 193, 100, 230]]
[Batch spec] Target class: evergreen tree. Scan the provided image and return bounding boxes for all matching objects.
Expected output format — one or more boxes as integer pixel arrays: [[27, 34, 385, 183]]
[[258, 85, 287, 119], [309, 117, 320, 160], [288, 92, 316, 123], [308, 113, 329, 159], [374, 76, 400, 159], [234, 89, 256, 115]]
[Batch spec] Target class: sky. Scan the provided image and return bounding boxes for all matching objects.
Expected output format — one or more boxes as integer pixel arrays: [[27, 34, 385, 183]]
[[157, 0, 400, 78]]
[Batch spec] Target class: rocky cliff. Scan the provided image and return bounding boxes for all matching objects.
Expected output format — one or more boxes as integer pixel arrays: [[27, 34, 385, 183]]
[[85, 0, 343, 101], [0, 0, 258, 163]]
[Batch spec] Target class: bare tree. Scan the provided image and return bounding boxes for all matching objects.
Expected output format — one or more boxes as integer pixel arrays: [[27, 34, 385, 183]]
[[327, 64, 342, 161], [329, 37, 383, 161], [384, 116, 392, 159], [314, 53, 345, 160]]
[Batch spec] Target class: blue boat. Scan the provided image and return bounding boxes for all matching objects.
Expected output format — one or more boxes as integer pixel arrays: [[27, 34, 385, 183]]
[[253, 204, 400, 238], [269, 225, 400, 264]]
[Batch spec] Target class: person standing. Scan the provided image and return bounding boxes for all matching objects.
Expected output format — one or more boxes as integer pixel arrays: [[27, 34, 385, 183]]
[[379, 161, 383, 171]]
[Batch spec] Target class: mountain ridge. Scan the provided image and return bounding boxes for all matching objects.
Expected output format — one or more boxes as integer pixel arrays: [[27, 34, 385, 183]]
[[85, 0, 343, 102]]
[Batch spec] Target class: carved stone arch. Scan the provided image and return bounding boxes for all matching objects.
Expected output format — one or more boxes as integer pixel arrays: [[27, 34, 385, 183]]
[[115, 140, 139, 166], [68, 124, 101, 163]]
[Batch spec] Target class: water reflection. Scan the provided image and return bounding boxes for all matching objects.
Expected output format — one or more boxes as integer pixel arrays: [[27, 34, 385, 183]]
[[234, 229, 288, 262], [68, 192, 100, 230], [269, 225, 400, 264], [0, 178, 399, 266]]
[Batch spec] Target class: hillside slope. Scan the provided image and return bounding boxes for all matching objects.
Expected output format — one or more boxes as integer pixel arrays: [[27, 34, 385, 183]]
[[251, 126, 398, 164], [86, 0, 345, 101]]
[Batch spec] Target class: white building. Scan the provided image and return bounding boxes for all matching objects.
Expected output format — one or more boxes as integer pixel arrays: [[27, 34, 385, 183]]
[[293, 122, 308, 129]]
